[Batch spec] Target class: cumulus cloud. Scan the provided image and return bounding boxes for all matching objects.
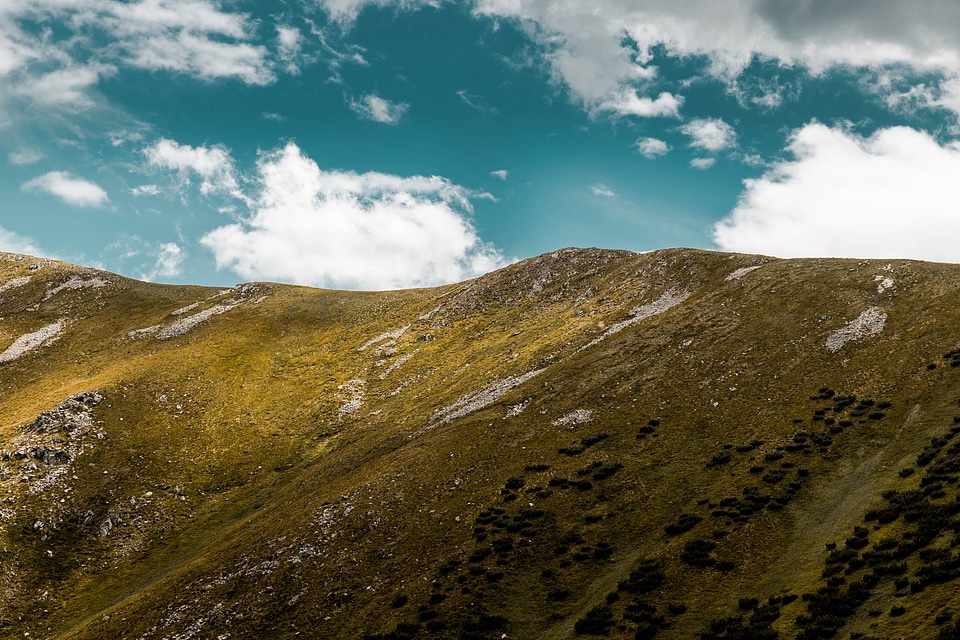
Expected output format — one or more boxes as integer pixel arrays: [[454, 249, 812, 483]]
[[200, 142, 505, 290], [590, 183, 617, 198], [713, 122, 960, 263], [490, 169, 509, 180], [141, 242, 186, 281], [144, 138, 242, 197], [597, 90, 682, 118], [21, 171, 109, 207], [690, 157, 716, 170], [681, 118, 737, 152], [348, 93, 408, 124], [635, 137, 670, 159]]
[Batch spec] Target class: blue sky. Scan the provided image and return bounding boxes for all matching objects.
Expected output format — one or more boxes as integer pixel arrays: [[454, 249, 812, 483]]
[[3, 1, 960, 289]]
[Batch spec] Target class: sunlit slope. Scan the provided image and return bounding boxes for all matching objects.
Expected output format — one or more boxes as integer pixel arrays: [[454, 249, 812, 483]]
[[3, 248, 960, 639]]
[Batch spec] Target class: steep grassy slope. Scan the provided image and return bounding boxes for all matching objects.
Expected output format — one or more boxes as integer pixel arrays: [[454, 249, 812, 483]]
[[3, 248, 960, 639]]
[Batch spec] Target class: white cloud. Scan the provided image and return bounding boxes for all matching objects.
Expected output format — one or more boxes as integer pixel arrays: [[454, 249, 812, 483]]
[[713, 122, 960, 263], [131, 184, 161, 197], [17, 63, 115, 107], [316, 0, 442, 24], [8, 148, 43, 165], [109, 129, 146, 147], [597, 90, 682, 118], [144, 138, 242, 197], [277, 26, 302, 75], [101, 0, 275, 84], [490, 169, 509, 180], [348, 93, 408, 124], [0, 225, 44, 257], [127, 32, 272, 85], [690, 157, 716, 170], [936, 78, 960, 119], [590, 183, 617, 198], [141, 242, 186, 281], [200, 142, 506, 290], [456, 89, 499, 114], [635, 137, 670, 159], [21, 171, 109, 207], [0, 0, 286, 124], [470, 0, 960, 117], [681, 118, 737, 152]]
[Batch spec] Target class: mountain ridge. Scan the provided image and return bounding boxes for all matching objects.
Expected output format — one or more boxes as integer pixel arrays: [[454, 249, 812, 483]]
[[3, 247, 960, 639]]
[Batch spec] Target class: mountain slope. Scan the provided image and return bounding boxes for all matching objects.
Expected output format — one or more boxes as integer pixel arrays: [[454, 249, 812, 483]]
[[3, 248, 960, 639]]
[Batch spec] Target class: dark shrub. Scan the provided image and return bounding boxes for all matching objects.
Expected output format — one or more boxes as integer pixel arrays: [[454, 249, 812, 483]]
[[574, 605, 614, 635], [665, 513, 702, 536], [618, 561, 665, 594], [762, 469, 786, 484], [582, 431, 610, 447], [709, 451, 732, 466], [680, 539, 716, 567], [504, 476, 525, 490], [593, 462, 623, 480]]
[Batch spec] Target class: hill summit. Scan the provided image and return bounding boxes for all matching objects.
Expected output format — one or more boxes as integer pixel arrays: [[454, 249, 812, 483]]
[[3, 247, 960, 639]]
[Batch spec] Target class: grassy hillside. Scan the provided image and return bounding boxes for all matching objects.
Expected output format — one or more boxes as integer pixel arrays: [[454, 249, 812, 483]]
[[3, 247, 960, 639]]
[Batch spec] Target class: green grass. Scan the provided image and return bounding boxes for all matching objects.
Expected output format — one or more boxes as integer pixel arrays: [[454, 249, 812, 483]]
[[5, 248, 960, 638]]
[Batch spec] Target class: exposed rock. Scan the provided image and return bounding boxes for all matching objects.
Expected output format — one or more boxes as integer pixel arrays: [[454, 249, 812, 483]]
[[825, 307, 887, 352], [44, 275, 112, 300], [552, 409, 594, 426], [0, 275, 31, 293], [725, 265, 762, 281], [0, 321, 64, 362], [431, 368, 545, 425]]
